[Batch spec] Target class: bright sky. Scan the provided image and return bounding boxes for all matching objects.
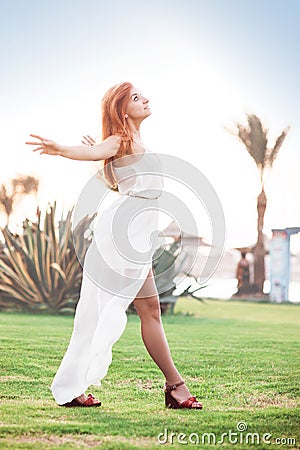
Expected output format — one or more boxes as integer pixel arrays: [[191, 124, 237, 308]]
[[1, 0, 299, 251]]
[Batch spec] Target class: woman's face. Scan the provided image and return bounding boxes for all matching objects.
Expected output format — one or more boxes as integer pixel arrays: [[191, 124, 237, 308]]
[[126, 86, 151, 122]]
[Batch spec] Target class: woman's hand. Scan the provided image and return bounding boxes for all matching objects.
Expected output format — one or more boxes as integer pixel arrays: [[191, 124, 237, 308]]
[[26, 133, 121, 161], [81, 135, 96, 146], [26, 134, 62, 156]]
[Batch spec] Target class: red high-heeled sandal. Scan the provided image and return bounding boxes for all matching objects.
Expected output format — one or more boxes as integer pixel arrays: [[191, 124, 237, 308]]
[[60, 393, 101, 407], [164, 380, 203, 409]]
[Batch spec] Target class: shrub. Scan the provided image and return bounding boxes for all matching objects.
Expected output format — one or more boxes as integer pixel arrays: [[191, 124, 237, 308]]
[[0, 202, 95, 313]]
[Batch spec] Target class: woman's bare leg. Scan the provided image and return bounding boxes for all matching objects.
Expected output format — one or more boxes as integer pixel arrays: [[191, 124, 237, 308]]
[[133, 269, 194, 404]]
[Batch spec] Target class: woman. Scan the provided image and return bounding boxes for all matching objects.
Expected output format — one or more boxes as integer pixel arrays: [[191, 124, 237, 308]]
[[26, 82, 202, 409]]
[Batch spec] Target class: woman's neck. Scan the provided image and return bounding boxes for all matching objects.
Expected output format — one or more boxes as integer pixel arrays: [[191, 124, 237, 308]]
[[128, 118, 141, 138], [132, 130, 141, 138], [131, 129, 142, 145]]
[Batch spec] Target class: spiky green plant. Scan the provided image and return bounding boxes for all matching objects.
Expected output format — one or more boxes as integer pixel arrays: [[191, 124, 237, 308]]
[[0, 202, 95, 313]]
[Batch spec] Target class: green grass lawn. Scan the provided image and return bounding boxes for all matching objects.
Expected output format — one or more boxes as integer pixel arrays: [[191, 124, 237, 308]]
[[0, 298, 299, 449]]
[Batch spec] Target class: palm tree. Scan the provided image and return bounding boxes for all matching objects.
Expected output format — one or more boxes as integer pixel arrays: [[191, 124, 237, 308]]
[[0, 175, 39, 226], [234, 114, 290, 293]]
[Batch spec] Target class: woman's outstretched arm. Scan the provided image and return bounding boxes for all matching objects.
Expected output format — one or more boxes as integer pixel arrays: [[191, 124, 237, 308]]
[[26, 134, 120, 161]]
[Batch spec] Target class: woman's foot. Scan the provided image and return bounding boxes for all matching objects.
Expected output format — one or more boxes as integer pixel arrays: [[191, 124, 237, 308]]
[[60, 392, 101, 407], [165, 380, 192, 404], [164, 380, 202, 409], [75, 393, 88, 404]]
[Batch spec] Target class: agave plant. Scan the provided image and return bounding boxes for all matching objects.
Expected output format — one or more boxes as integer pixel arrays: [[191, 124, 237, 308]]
[[0, 202, 95, 313]]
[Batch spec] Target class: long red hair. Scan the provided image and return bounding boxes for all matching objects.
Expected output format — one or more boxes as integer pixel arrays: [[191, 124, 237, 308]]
[[101, 82, 135, 191]]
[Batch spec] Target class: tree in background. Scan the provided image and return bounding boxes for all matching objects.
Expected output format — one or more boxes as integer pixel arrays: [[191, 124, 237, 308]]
[[233, 114, 290, 293], [0, 175, 39, 226]]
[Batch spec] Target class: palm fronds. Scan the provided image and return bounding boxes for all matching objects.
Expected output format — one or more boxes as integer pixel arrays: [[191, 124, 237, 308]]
[[266, 126, 291, 167], [235, 114, 290, 177], [0, 175, 39, 225]]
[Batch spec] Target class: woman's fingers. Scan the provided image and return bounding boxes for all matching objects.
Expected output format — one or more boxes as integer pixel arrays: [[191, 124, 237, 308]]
[[26, 134, 49, 152], [26, 134, 57, 155], [26, 137, 46, 154], [86, 134, 95, 142], [81, 134, 96, 146], [29, 133, 48, 141]]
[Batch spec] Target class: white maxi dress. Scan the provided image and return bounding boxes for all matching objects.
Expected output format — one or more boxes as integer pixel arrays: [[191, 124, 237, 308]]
[[51, 148, 164, 405]]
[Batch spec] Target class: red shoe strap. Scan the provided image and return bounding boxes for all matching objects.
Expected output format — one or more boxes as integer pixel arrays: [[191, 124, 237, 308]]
[[181, 396, 202, 408], [165, 380, 185, 392], [83, 393, 100, 405]]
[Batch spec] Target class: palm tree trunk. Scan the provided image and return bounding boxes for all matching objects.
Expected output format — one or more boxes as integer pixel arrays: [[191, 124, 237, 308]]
[[254, 188, 267, 292]]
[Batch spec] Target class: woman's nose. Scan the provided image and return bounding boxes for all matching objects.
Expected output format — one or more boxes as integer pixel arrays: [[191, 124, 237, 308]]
[[143, 96, 149, 103]]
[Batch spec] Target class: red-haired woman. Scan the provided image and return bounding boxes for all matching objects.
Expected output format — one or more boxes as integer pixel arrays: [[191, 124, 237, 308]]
[[26, 82, 202, 410]]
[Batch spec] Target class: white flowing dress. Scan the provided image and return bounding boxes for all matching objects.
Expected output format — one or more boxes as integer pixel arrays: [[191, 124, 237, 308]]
[[51, 147, 164, 405]]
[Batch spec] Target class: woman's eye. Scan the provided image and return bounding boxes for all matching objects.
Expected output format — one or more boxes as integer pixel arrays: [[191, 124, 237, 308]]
[[133, 96, 138, 101]]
